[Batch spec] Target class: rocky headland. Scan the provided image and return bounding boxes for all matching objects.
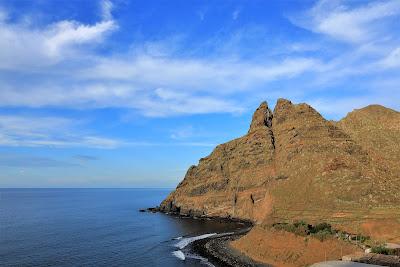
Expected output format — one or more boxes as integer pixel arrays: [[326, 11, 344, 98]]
[[158, 98, 400, 266]]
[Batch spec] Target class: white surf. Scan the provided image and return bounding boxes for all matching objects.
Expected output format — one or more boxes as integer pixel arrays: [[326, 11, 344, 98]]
[[174, 233, 217, 249], [172, 250, 185, 260]]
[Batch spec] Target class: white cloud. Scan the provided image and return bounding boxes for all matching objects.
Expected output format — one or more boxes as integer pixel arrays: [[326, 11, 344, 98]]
[[0, 114, 218, 148], [83, 55, 319, 92], [0, 0, 321, 118], [379, 47, 400, 68], [0, 115, 71, 137], [73, 154, 99, 162], [0, 51, 318, 116], [0, 2, 116, 70], [0, 0, 330, 119], [137, 88, 245, 117], [23, 136, 120, 149], [101, 0, 114, 21], [0, 0, 399, 121], [283, 0, 400, 101], [170, 125, 195, 140], [0, 115, 121, 148], [293, 0, 400, 43], [0, 154, 76, 167], [0, 7, 8, 22], [124, 141, 216, 147], [0, 84, 244, 116], [45, 20, 116, 57]]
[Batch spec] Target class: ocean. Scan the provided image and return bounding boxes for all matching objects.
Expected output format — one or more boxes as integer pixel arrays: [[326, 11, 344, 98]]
[[0, 188, 242, 267]]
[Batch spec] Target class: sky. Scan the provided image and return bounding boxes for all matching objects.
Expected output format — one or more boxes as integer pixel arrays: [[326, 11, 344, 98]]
[[0, 0, 399, 188]]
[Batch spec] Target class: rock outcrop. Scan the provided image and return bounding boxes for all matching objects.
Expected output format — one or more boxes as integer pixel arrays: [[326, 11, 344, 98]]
[[160, 101, 276, 221], [160, 99, 400, 237]]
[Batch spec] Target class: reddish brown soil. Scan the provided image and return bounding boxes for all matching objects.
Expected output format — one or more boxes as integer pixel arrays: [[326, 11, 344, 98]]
[[361, 219, 400, 243], [231, 227, 362, 267]]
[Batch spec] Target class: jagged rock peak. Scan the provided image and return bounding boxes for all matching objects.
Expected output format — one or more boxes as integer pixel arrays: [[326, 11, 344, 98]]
[[248, 101, 273, 133], [273, 98, 293, 113], [273, 98, 323, 120]]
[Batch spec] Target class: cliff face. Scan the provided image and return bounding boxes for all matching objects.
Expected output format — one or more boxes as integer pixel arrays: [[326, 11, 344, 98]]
[[160, 99, 400, 229], [160, 101, 276, 221]]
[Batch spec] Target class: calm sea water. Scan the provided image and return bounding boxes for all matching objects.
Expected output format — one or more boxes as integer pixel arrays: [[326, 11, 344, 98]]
[[0, 189, 242, 267]]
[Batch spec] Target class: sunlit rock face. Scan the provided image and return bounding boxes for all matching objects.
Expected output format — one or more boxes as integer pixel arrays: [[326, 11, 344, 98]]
[[160, 99, 400, 231]]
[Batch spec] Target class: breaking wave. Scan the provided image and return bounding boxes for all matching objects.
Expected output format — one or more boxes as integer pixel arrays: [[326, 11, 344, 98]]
[[172, 250, 185, 260], [174, 233, 217, 249]]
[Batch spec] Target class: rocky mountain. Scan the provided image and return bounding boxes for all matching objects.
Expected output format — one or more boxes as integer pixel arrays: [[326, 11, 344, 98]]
[[160, 99, 400, 241]]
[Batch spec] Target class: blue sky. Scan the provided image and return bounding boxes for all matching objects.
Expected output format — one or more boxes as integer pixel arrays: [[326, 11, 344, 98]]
[[0, 0, 399, 187]]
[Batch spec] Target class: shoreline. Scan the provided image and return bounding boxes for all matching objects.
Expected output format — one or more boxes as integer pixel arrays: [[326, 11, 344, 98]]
[[144, 207, 254, 226], [143, 208, 400, 267], [145, 207, 269, 267], [191, 227, 270, 267]]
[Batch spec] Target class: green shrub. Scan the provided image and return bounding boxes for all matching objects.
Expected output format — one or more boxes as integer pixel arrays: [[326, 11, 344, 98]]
[[337, 231, 348, 241], [350, 234, 370, 243], [357, 235, 370, 243], [311, 222, 333, 234], [293, 220, 310, 236], [273, 223, 303, 235], [312, 229, 333, 241], [273, 221, 342, 241], [273, 221, 311, 236], [273, 221, 374, 244], [293, 220, 308, 228], [371, 245, 395, 255]]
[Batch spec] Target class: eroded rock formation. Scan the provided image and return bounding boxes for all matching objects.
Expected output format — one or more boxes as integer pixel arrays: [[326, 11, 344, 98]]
[[160, 99, 400, 236]]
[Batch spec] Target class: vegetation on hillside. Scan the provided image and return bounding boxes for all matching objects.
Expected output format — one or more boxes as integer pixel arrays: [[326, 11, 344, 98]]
[[371, 245, 400, 256], [272, 220, 400, 256], [273, 221, 336, 241]]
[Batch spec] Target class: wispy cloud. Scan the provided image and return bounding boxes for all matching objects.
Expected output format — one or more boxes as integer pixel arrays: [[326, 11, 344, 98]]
[[0, 6, 8, 22], [0, 52, 318, 116], [170, 125, 195, 140], [1, 0, 399, 187], [288, 0, 400, 79], [84, 55, 318, 90], [100, 0, 114, 21], [0, 154, 76, 168], [0, 0, 116, 70], [0, 0, 399, 122], [0, 0, 323, 117], [45, 20, 116, 57], [73, 154, 99, 161], [0, 115, 121, 148], [292, 0, 400, 43], [123, 141, 215, 147], [232, 8, 241, 20], [379, 47, 400, 68], [281, 0, 400, 116], [0, 114, 218, 148]]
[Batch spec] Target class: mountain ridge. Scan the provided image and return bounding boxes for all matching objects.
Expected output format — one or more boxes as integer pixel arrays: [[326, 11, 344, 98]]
[[160, 98, 400, 242]]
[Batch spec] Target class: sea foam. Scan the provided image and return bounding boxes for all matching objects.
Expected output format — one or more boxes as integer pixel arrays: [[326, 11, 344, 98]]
[[174, 233, 217, 249], [172, 250, 185, 260]]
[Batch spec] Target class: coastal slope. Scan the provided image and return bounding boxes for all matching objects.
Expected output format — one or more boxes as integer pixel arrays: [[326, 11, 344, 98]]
[[160, 98, 400, 264]]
